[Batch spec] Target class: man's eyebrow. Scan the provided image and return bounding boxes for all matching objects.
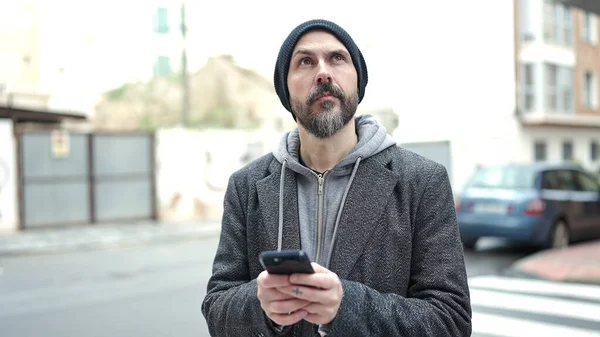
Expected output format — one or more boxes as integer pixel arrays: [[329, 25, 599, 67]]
[[330, 49, 350, 58], [292, 49, 314, 58], [292, 49, 351, 59]]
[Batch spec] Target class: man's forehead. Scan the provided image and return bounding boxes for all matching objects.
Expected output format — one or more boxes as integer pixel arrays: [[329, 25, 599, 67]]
[[292, 30, 348, 53]]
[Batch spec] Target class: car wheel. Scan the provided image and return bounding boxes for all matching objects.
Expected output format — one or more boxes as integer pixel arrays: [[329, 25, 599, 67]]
[[462, 237, 478, 250], [549, 220, 569, 249]]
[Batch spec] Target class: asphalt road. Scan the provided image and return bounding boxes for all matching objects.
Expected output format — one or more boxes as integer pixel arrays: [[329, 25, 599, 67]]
[[0, 235, 535, 337]]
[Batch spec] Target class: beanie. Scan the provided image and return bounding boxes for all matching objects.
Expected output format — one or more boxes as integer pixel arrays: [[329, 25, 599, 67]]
[[273, 19, 368, 116]]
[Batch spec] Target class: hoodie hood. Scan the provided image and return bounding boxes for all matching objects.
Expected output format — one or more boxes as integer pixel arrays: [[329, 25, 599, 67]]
[[273, 114, 396, 174]]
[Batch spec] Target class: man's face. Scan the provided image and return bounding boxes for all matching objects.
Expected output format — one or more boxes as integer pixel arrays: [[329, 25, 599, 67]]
[[287, 30, 359, 138]]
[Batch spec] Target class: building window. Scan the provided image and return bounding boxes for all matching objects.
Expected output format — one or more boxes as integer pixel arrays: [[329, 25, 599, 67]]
[[153, 56, 171, 77], [562, 141, 573, 161], [582, 12, 598, 44], [545, 63, 574, 113], [153, 7, 169, 34], [592, 141, 599, 161], [546, 64, 557, 111], [519, 0, 535, 41], [543, 0, 573, 46], [534, 141, 547, 162], [521, 63, 536, 112], [584, 71, 598, 108]]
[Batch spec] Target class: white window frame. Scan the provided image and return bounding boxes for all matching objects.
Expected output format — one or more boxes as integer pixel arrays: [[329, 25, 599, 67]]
[[583, 71, 598, 109], [544, 63, 574, 114], [534, 140, 547, 162], [581, 12, 598, 44], [521, 63, 536, 112], [543, 0, 574, 46]]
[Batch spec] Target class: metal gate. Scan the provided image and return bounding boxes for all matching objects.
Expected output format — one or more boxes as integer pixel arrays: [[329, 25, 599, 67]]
[[18, 131, 156, 229]]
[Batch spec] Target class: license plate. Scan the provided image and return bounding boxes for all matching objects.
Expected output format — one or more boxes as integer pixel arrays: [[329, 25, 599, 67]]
[[473, 203, 507, 214]]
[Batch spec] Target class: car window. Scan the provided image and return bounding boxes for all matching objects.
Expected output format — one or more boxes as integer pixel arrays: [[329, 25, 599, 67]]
[[542, 170, 576, 191], [465, 166, 536, 189], [574, 171, 600, 192], [541, 171, 560, 190], [554, 170, 576, 191]]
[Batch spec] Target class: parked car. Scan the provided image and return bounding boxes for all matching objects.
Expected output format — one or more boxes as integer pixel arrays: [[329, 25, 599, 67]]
[[455, 162, 600, 250]]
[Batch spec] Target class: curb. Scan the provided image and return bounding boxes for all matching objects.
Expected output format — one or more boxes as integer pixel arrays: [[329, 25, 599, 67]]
[[507, 241, 600, 286], [0, 224, 222, 257], [506, 265, 600, 286]]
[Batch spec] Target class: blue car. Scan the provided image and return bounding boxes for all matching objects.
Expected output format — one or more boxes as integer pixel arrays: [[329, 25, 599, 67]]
[[456, 163, 600, 250]]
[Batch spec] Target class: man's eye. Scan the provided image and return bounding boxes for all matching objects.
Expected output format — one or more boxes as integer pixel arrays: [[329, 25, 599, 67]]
[[300, 58, 312, 65], [333, 54, 344, 61]]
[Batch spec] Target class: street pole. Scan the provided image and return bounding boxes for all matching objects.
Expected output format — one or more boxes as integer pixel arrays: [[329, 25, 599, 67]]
[[181, 0, 190, 127]]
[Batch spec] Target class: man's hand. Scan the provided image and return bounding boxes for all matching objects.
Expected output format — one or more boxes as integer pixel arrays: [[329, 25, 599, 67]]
[[257, 270, 310, 326], [277, 263, 343, 325]]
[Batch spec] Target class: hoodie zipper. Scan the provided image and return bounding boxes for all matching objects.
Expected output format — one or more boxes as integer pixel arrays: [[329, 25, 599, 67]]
[[315, 172, 326, 264]]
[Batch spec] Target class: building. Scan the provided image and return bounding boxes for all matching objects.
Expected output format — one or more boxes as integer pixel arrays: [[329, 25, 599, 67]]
[[394, 0, 600, 192], [0, 0, 189, 116], [516, 0, 600, 166]]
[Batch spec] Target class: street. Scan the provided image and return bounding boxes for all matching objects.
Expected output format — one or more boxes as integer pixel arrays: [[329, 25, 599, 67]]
[[0, 236, 598, 337]]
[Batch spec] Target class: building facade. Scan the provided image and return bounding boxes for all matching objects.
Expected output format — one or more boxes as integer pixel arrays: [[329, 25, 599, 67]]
[[394, 0, 600, 192], [516, 0, 600, 169], [0, 0, 188, 115]]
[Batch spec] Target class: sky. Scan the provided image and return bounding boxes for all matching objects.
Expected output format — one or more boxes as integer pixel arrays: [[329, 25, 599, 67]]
[[1, 0, 517, 120]]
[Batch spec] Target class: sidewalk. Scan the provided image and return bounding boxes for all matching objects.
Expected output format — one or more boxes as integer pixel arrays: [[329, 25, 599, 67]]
[[510, 239, 600, 285], [0, 221, 221, 257]]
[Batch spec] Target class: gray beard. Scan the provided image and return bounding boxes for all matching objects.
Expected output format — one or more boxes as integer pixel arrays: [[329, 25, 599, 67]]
[[291, 91, 358, 139]]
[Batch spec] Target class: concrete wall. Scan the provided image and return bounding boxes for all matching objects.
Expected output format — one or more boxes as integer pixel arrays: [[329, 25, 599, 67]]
[[155, 127, 282, 223], [516, 125, 600, 169], [0, 120, 18, 233]]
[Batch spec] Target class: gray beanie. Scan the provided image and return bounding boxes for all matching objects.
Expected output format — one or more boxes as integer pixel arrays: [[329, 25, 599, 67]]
[[273, 19, 368, 116]]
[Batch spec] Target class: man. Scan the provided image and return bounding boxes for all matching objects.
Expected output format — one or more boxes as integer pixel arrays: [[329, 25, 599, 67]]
[[202, 19, 472, 336]]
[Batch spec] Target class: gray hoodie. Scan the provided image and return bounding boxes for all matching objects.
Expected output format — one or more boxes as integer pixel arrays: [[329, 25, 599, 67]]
[[273, 114, 396, 268]]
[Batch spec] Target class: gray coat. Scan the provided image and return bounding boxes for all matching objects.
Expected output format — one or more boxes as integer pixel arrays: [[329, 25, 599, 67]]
[[202, 146, 472, 336]]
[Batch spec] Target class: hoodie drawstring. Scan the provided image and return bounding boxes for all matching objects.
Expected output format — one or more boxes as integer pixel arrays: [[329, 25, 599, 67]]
[[277, 159, 287, 251], [325, 157, 361, 268]]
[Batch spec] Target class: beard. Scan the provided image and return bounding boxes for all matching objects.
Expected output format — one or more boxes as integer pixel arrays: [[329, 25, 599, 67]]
[[291, 82, 359, 139]]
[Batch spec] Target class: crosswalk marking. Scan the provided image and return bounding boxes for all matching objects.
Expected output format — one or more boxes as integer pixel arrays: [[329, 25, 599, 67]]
[[469, 275, 600, 301], [470, 288, 600, 322], [469, 275, 600, 337], [473, 312, 600, 337]]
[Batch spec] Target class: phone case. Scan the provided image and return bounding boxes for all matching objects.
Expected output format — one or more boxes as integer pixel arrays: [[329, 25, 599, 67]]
[[259, 250, 315, 274]]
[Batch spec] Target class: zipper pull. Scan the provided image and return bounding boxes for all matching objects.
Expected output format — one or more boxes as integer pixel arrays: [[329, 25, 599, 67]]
[[318, 174, 324, 195]]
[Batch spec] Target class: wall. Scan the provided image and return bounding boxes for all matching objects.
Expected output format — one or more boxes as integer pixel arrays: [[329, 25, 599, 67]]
[[517, 125, 600, 170], [0, 120, 18, 233], [155, 127, 282, 223], [575, 10, 600, 116]]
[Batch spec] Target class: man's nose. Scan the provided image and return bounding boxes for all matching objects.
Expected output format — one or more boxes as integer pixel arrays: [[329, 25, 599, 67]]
[[316, 62, 332, 84]]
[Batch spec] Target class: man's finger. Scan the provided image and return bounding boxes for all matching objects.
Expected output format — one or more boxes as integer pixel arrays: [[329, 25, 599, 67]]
[[269, 310, 308, 327], [257, 287, 295, 303], [277, 284, 341, 305], [258, 271, 291, 288], [276, 285, 319, 302], [310, 262, 329, 273], [266, 298, 310, 315], [289, 272, 336, 290], [301, 302, 337, 325]]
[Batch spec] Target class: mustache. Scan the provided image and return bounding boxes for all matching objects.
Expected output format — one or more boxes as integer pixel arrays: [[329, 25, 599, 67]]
[[306, 82, 345, 105]]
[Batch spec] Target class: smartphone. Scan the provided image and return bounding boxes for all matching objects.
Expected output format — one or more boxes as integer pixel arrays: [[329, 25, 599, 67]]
[[259, 250, 315, 275]]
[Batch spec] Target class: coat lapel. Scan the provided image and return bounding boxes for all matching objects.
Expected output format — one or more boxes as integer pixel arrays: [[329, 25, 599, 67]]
[[256, 159, 301, 251], [328, 157, 399, 279]]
